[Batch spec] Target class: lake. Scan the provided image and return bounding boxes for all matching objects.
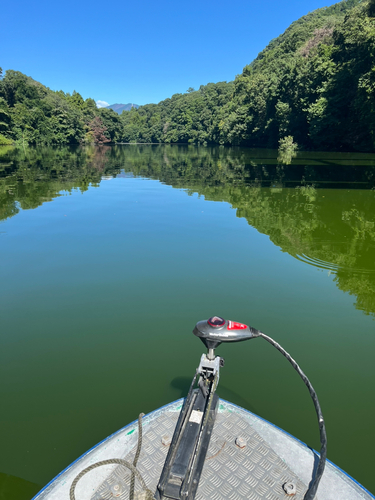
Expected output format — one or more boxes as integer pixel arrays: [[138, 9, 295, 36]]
[[0, 144, 374, 499]]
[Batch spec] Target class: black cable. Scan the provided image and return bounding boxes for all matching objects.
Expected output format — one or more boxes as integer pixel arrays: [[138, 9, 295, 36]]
[[258, 332, 327, 500]]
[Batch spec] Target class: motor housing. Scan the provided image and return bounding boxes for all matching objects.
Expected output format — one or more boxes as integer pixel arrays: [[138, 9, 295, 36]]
[[193, 316, 260, 350]]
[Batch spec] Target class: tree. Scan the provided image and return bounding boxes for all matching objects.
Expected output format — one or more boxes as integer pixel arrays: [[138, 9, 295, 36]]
[[88, 116, 111, 143], [67, 91, 84, 110], [98, 108, 122, 142], [0, 97, 10, 133]]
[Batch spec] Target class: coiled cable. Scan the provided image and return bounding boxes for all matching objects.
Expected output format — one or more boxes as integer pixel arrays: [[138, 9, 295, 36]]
[[69, 414, 153, 500]]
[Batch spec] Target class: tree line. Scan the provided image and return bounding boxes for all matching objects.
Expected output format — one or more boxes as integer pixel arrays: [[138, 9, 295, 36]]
[[0, 67, 123, 146], [0, 0, 374, 151]]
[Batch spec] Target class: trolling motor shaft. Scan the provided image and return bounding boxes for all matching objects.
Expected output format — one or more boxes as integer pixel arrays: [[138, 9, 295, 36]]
[[156, 316, 257, 500]]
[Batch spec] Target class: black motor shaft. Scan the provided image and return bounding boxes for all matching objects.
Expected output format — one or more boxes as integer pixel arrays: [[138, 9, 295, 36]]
[[156, 317, 257, 500]]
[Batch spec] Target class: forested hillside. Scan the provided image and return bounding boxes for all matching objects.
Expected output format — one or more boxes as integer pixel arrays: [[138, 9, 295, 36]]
[[0, 69, 123, 146], [1, 0, 374, 151]]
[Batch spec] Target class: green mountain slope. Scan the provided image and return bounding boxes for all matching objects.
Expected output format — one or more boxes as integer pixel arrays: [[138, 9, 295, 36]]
[[120, 0, 375, 151], [0, 71, 123, 145], [0, 0, 374, 151], [226, 0, 374, 150]]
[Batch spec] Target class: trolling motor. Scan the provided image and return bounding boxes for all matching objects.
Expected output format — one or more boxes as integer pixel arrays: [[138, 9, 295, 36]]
[[155, 316, 260, 500], [70, 316, 326, 500], [156, 316, 327, 500]]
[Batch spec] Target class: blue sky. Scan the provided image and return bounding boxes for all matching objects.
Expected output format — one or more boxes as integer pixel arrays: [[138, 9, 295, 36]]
[[3, 0, 340, 106]]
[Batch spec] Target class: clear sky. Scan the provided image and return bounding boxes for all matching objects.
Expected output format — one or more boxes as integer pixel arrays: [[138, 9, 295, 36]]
[[3, 0, 340, 107]]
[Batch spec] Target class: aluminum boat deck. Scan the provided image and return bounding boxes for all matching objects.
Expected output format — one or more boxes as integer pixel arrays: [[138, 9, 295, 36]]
[[33, 399, 374, 500]]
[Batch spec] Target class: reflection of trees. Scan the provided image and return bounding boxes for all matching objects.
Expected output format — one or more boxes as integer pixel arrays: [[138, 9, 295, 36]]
[[1, 144, 375, 316], [0, 146, 120, 222], [232, 186, 375, 317], [333, 208, 375, 316], [112, 145, 375, 316], [105, 145, 375, 189], [337, 273, 375, 317], [197, 182, 375, 317]]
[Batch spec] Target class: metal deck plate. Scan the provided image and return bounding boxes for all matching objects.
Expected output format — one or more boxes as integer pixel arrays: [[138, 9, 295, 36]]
[[91, 404, 309, 500]]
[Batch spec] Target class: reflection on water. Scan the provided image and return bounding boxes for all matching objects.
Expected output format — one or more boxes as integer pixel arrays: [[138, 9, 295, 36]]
[[223, 185, 375, 317], [1, 144, 374, 317], [0, 146, 117, 222]]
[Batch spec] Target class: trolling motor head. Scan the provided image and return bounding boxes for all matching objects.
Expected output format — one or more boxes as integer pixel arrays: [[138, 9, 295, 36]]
[[193, 316, 260, 359]]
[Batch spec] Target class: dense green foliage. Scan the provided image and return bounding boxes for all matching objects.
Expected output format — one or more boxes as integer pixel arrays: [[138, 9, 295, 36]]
[[119, 0, 375, 151], [121, 81, 234, 144], [0, 68, 121, 146], [1, 0, 374, 150]]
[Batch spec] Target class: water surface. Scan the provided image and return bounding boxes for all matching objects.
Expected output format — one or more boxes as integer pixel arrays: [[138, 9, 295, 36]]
[[0, 145, 374, 498]]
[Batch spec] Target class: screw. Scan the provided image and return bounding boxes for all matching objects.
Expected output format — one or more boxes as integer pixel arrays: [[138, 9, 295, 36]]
[[162, 434, 171, 446], [283, 482, 297, 496], [235, 437, 247, 448], [110, 482, 123, 497]]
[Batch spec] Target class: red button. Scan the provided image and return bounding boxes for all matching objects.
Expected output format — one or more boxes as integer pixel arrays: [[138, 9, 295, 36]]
[[208, 316, 225, 327], [228, 321, 248, 330]]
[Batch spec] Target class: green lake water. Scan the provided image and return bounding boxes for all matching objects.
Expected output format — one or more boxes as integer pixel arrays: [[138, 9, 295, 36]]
[[0, 144, 374, 499]]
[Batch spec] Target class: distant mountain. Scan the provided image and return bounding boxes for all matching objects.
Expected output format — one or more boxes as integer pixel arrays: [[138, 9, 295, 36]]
[[106, 103, 139, 114]]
